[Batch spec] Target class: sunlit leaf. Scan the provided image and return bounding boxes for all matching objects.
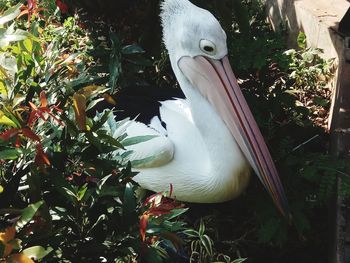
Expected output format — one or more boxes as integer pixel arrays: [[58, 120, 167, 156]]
[[22, 246, 53, 260], [91, 110, 113, 132], [77, 184, 88, 201], [0, 2, 22, 25], [98, 133, 125, 149], [297, 31, 306, 49], [0, 53, 17, 78], [0, 111, 16, 127], [73, 93, 87, 131], [15, 201, 44, 230], [8, 253, 35, 263], [0, 226, 16, 257], [121, 135, 157, 147], [22, 38, 33, 53], [0, 81, 7, 96], [0, 29, 37, 47]]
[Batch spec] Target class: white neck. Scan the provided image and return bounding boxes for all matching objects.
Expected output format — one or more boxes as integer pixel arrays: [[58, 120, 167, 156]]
[[172, 60, 242, 176]]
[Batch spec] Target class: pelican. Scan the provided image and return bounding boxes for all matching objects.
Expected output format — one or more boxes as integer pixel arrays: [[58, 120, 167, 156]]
[[121, 0, 289, 216]]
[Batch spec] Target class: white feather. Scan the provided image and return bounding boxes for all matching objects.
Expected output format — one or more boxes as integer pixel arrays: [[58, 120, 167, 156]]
[[133, 98, 250, 203], [124, 121, 174, 168]]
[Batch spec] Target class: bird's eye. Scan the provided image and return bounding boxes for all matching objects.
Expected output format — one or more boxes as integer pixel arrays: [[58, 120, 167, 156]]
[[199, 39, 216, 55]]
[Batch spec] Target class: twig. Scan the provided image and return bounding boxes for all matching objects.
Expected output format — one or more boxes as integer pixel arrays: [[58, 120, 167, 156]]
[[292, 134, 319, 152]]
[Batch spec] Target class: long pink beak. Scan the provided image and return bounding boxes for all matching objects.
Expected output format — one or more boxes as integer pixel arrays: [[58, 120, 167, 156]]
[[178, 56, 290, 217]]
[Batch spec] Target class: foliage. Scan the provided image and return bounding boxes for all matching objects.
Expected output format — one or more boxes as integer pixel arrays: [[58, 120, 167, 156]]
[[0, 2, 190, 262], [214, 5, 347, 255], [184, 220, 247, 263]]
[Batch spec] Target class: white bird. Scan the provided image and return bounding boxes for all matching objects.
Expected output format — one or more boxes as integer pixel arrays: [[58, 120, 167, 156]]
[[122, 0, 289, 216]]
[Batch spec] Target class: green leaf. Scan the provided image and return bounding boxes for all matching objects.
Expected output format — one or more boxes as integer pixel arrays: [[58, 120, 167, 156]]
[[0, 148, 22, 160], [0, 28, 39, 47], [77, 184, 88, 201], [122, 45, 145, 55], [232, 258, 247, 263], [0, 112, 17, 127], [15, 201, 44, 230], [22, 246, 53, 260], [162, 220, 186, 232], [122, 135, 157, 146], [164, 208, 189, 220], [313, 96, 329, 107], [200, 234, 213, 256], [62, 187, 78, 203], [108, 32, 121, 93], [85, 132, 103, 151], [183, 229, 199, 238], [131, 154, 160, 167], [98, 133, 125, 149], [0, 2, 22, 25], [198, 219, 205, 236], [69, 74, 104, 89], [123, 182, 136, 214], [22, 38, 33, 53], [297, 31, 306, 49], [91, 110, 113, 132]]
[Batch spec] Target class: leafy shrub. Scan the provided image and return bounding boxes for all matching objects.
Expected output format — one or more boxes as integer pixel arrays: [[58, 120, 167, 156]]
[[0, 2, 190, 262]]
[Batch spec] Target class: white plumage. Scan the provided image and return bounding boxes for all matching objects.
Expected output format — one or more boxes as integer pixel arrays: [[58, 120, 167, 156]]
[[126, 96, 250, 202], [118, 0, 289, 216]]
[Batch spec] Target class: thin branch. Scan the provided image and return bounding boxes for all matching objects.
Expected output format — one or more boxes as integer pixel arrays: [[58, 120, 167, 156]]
[[292, 134, 319, 152]]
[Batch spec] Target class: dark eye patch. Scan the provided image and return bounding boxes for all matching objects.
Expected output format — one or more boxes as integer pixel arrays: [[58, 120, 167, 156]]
[[203, 46, 214, 52]]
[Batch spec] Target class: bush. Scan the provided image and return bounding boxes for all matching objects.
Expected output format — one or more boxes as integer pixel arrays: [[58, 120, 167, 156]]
[[0, 2, 191, 262]]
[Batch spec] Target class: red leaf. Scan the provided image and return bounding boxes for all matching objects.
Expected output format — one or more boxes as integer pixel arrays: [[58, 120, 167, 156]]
[[139, 214, 149, 242], [0, 128, 20, 141], [27, 0, 37, 11], [39, 91, 47, 107], [28, 101, 38, 111], [27, 111, 37, 126], [34, 144, 50, 166], [143, 192, 161, 206], [21, 127, 40, 141], [14, 136, 21, 148], [55, 0, 68, 13]]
